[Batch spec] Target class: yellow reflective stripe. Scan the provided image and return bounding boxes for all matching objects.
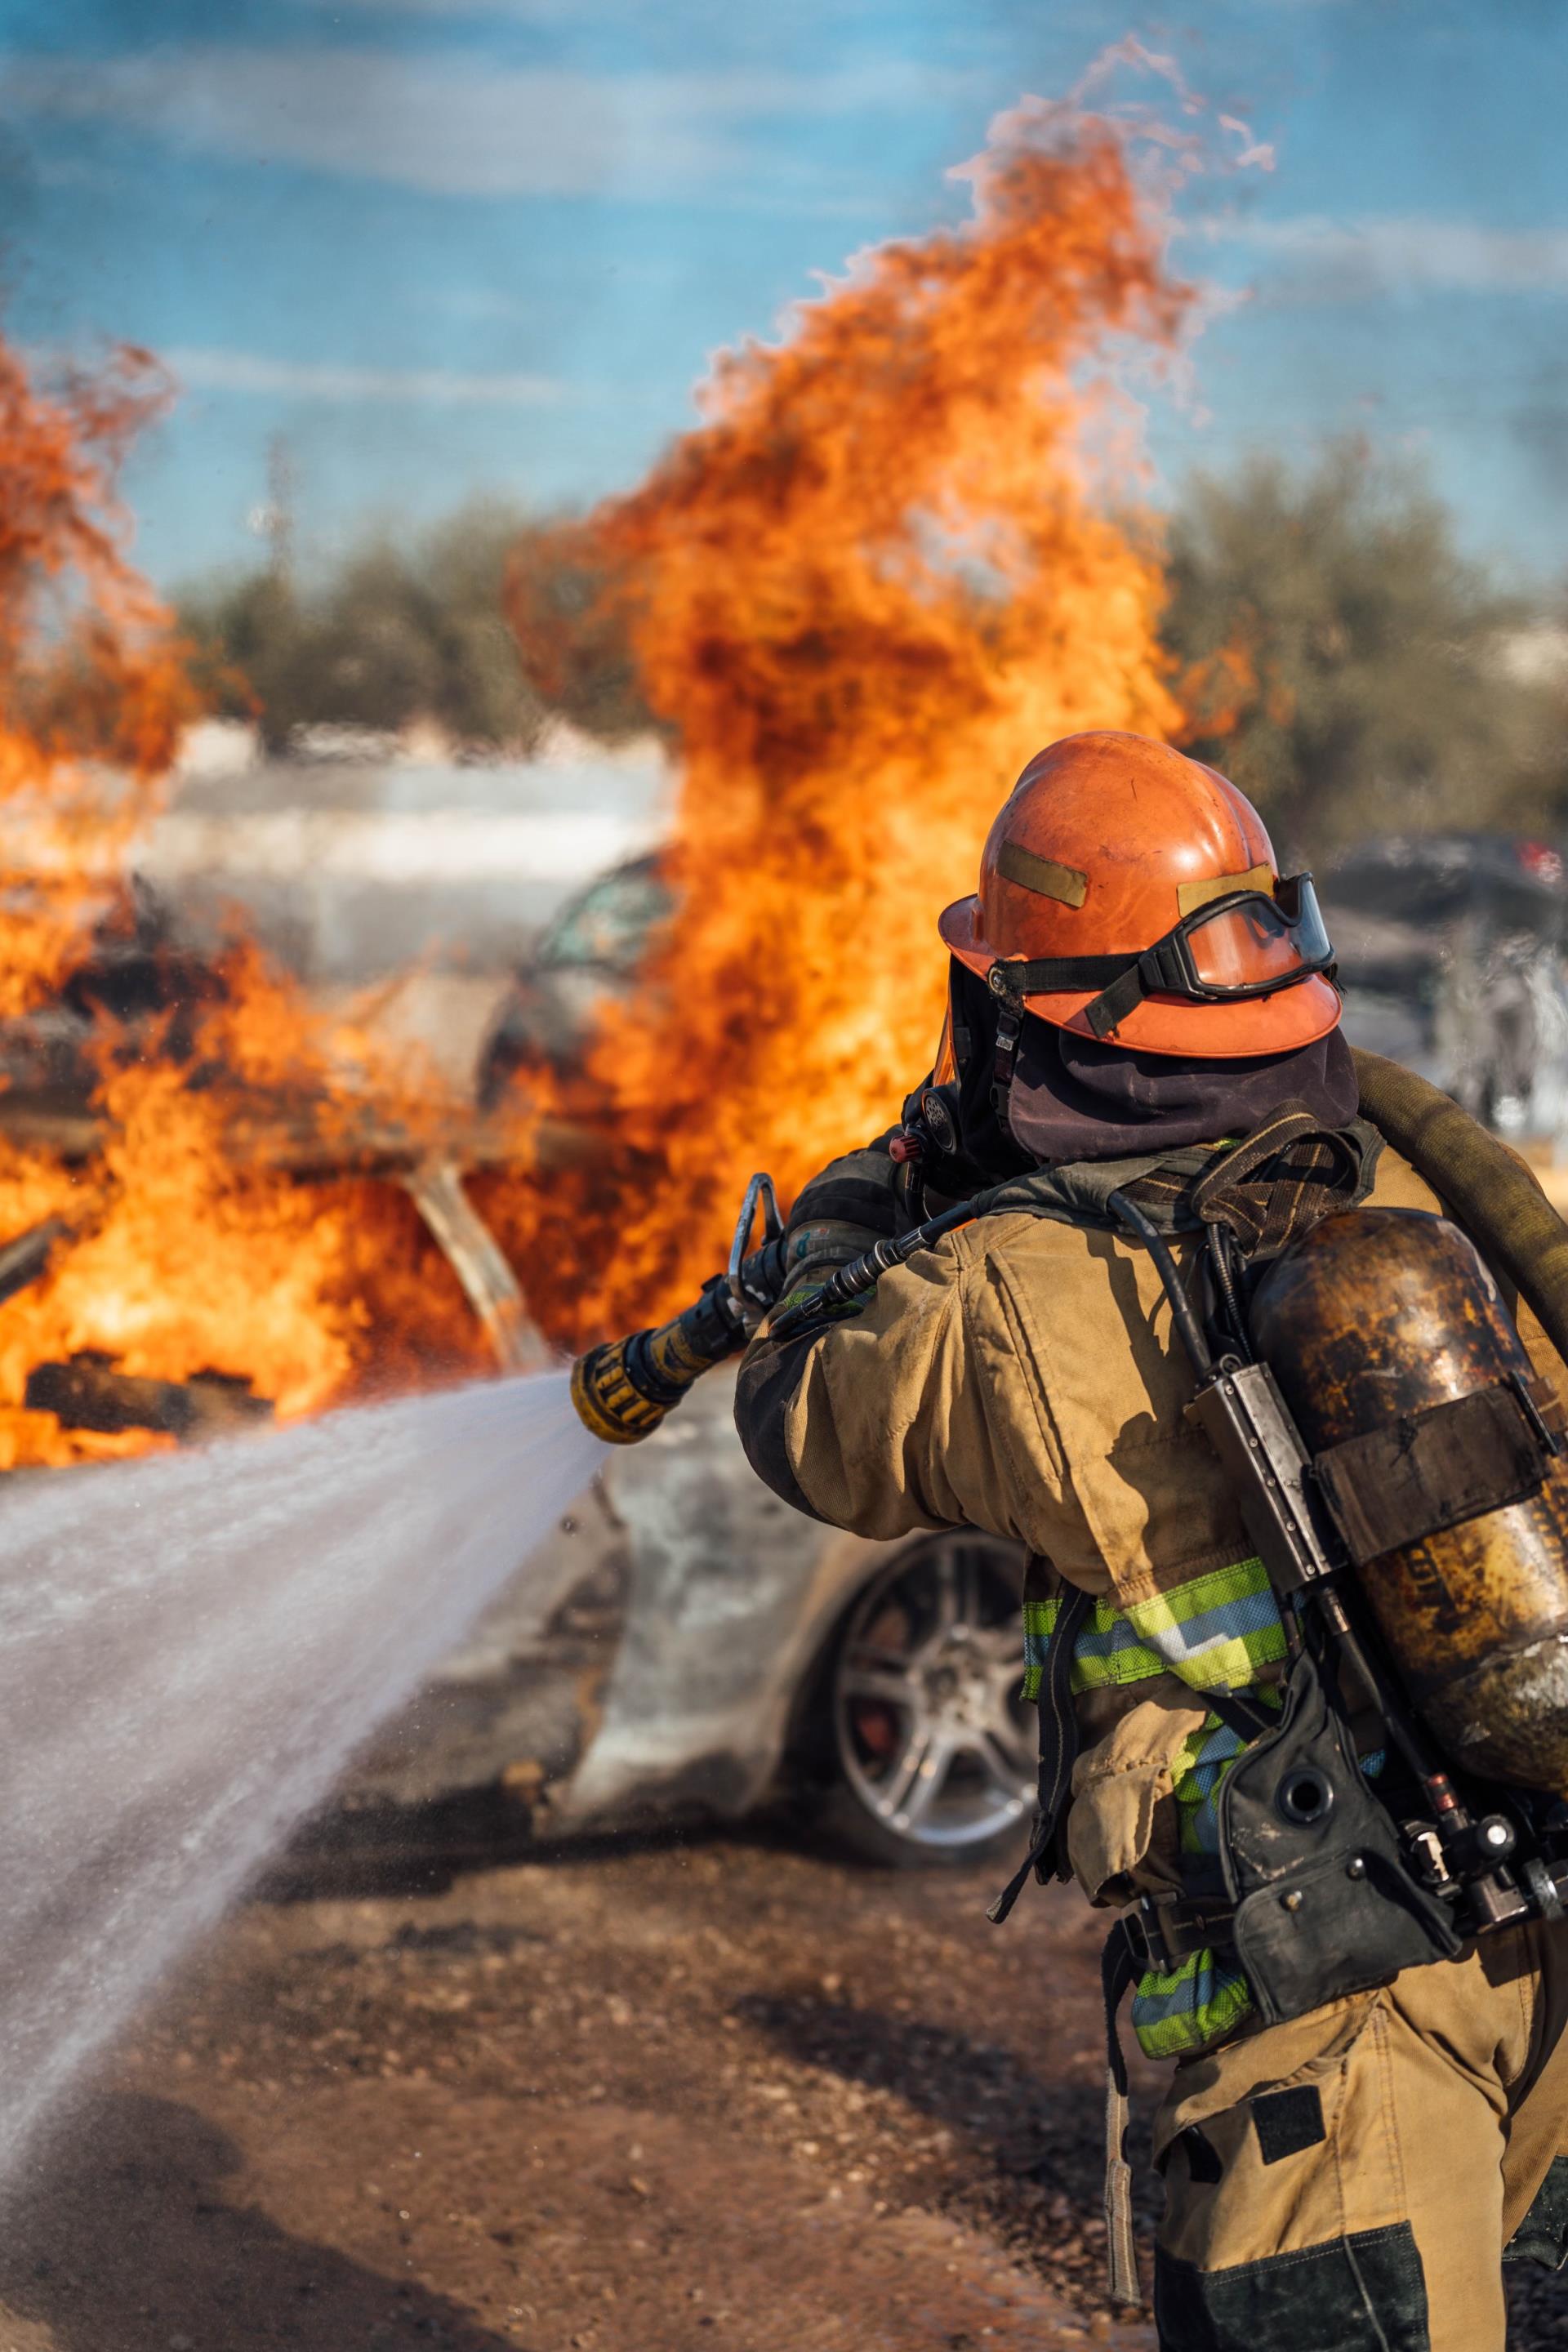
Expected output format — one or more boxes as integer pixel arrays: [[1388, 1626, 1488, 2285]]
[[1021, 1559, 1285, 1701], [1131, 1949, 1254, 2058], [1175, 864, 1273, 917]]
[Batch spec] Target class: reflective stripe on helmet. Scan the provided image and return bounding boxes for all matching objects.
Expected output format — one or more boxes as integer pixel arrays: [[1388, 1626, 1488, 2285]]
[[996, 840, 1088, 907]]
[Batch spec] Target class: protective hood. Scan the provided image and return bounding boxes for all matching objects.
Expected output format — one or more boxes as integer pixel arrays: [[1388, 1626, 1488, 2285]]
[[944, 956, 1358, 1174]]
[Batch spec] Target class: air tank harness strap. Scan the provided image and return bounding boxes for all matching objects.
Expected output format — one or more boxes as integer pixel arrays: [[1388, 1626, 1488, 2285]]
[[1187, 1101, 1370, 1259], [986, 1579, 1093, 1925]]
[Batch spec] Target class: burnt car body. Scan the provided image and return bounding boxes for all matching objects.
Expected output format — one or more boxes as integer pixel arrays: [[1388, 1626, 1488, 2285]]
[[339, 1370, 1033, 1870], [391, 853, 1040, 1870], [0, 871, 1033, 1871]]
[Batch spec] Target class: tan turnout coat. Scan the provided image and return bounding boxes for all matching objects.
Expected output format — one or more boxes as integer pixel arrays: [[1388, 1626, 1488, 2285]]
[[737, 1136, 1563, 1908]]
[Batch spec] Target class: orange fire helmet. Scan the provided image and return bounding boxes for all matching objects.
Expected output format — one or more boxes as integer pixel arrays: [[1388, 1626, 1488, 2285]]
[[938, 732, 1341, 1061]]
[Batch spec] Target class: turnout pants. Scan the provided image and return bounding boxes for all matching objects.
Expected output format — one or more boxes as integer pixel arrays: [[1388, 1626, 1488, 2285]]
[[1151, 1918, 1568, 2351]]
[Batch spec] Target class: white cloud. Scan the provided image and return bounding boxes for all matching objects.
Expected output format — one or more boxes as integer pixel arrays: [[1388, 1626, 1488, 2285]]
[[1192, 212, 1568, 300], [5, 46, 966, 201], [165, 347, 564, 403]]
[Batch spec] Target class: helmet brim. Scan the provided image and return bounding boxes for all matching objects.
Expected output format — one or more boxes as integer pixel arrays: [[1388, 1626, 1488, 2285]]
[[938, 895, 1343, 1062]]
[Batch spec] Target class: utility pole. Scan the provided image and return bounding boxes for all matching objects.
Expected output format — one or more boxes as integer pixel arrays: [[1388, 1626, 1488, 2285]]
[[247, 433, 296, 581]]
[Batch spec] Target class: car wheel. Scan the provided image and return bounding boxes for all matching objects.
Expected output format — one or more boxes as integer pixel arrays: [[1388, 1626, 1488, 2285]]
[[811, 1534, 1035, 1869]]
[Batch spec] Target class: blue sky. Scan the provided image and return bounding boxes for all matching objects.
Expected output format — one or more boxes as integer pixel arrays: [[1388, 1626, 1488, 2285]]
[[2, 0, 1566, 594]]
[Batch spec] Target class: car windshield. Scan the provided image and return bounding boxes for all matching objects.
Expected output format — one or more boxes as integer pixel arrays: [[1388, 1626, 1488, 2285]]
[[537, 859, 670, 974]]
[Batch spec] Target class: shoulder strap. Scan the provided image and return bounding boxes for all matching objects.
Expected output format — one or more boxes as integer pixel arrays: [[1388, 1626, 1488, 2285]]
[[1188, 1101, 1373, 1262]]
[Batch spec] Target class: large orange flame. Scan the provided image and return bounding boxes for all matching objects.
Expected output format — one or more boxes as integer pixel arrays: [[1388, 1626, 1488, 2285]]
[[0, 338, 490, 1466], [0, 340, 198, 1012], [491, 103, 1194, 1346], [0, 87, 1209, 1461]]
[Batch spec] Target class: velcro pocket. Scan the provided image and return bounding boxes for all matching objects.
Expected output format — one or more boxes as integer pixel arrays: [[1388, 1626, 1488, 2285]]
[[1066, 1690, 1209, 1904]]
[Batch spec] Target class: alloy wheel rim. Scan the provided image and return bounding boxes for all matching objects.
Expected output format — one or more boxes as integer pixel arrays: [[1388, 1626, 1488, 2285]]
[[832, 1536, 1032, 1849]]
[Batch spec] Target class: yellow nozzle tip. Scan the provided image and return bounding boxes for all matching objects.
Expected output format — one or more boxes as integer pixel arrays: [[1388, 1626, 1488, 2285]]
[[570, 1342, 667, 1446]]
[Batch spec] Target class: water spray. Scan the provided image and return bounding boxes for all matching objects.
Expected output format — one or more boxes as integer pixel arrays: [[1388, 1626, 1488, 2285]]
[[0, 1368, 603, 2189]]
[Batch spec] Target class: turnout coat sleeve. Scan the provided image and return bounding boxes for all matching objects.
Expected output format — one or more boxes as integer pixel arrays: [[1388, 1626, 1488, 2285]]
[[734, 1218, 1095, 1574], [737, 1178, 1289, 1602], [735, 1133, 1555, 1606]]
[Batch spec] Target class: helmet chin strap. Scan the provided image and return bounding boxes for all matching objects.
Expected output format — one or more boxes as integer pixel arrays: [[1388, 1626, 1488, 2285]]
[[990, 993, 1025, 1140], [986, 943, 1183, 1045]]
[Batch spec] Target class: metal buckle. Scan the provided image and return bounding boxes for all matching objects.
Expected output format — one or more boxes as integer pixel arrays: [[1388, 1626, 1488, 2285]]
[[1133, 1891, 1235, 1969]]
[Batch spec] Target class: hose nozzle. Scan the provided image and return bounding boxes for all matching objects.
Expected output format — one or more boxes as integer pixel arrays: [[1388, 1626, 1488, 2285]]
[[571, 1296, 738, 1446], [570, 1174, 792, 1446]]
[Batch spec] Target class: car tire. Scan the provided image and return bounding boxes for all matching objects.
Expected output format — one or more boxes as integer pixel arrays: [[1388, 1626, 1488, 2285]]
[[803, 1534, 1036, 1872], [810, 1775, 1027, 1873]]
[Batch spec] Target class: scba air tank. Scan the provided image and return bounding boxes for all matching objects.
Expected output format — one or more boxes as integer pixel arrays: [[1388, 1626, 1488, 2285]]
[[1250, 1208, 1568, 1798]]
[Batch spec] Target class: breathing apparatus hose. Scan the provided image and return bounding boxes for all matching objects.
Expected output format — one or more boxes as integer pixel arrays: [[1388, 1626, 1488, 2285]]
[[766, 1200, 978, 1347], [570, 1198, 978, 1445], [1352, 1048, 1568, 1366]]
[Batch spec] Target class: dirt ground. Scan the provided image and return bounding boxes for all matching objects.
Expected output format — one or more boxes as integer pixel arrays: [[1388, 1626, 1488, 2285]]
[[2, 1826, 1565, 2352]]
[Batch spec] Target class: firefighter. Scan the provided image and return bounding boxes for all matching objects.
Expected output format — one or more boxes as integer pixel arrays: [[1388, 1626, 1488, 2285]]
[[731, 732, 1568, 2352]]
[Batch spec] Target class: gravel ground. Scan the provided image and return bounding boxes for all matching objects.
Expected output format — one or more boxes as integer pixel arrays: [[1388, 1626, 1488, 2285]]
[[2, 1826, 1562, 2350]]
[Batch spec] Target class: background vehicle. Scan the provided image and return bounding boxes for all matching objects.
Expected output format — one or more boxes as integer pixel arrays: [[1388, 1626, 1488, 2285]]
[[1318, 833, 1568, 1130], [476, 852, 671, 1104]]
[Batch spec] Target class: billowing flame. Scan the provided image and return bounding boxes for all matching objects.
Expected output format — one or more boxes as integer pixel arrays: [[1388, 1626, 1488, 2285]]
[[0, 86, 1209, 1463], [0, 340, 196, 1011], [0, 338, 488, 1466], [491, 102, 1194, 1345]]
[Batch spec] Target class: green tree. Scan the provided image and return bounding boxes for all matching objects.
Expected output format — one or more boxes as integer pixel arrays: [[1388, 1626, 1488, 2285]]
[[178, 502, 565, 755], [1162, 441, 1558, 856], [502, 518, 656, 744]]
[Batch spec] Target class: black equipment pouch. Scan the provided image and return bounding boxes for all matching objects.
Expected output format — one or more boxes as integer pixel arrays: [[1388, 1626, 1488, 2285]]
[[1217, 1648, 1463, 2027]]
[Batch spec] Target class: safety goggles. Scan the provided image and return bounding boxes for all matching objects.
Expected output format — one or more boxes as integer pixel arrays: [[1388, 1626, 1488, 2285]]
[[987, 873, 1335, 1042]]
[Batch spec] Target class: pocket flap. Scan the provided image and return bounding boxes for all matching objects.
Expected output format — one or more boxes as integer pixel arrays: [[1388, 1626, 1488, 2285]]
[[1066, 1690, 1209, 1904]]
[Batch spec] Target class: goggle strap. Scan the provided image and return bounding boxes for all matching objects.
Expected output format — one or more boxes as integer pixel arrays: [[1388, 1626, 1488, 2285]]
[[1082, 957, 1154, 1041], [987, 954, 1130, 999], [989, 952, 1157, 1041]]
